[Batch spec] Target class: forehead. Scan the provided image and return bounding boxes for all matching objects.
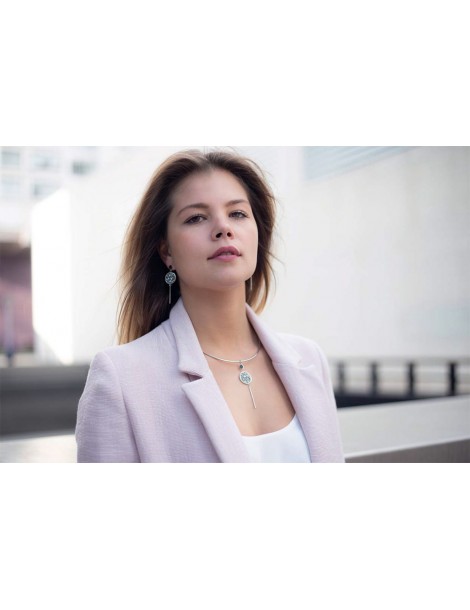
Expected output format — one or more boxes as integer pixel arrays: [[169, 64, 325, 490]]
[[171, 169, 249, 210]]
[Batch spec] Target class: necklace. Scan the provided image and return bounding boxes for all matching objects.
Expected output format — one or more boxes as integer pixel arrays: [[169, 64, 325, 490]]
[[203, 340, 261, 409]]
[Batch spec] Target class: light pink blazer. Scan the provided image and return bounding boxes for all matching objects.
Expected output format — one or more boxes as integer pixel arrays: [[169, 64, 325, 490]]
[[76, 299, 344, 462]]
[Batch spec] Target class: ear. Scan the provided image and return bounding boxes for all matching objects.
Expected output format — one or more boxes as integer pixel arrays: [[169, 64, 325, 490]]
[[158, 240, 173, 269]]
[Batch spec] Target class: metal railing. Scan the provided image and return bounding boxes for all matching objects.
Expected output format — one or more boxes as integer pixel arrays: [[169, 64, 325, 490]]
[[331, 357, 470, 407]]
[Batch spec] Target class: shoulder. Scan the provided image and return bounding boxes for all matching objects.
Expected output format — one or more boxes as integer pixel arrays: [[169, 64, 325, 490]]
[[247, 306, 329, 367], [277, 332, 328, 363], [91, 319, 174, 371], [277, 332, 322, 353], [274, 332, 334, 380]]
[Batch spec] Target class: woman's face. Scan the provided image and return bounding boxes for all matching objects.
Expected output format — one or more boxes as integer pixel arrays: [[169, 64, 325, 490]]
[[161, 169, 258, 297]]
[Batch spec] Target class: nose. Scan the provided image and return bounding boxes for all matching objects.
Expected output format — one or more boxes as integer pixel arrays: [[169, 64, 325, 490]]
[[212, 220, 233, 240]]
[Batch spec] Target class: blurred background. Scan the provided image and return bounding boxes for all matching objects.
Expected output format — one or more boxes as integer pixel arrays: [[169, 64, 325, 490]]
[[1, 146, 469, 462]]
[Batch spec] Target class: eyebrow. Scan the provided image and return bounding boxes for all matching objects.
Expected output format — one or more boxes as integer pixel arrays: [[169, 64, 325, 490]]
[[177, 199, 250, 217]]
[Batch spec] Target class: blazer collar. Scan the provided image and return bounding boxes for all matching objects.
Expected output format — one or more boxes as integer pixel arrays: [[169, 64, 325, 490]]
[[168, 298, 211, 379], [168, 297, 302, 377]]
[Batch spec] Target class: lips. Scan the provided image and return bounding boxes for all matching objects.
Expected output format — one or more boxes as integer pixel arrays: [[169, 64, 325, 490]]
[[208, 246, 241, 259]]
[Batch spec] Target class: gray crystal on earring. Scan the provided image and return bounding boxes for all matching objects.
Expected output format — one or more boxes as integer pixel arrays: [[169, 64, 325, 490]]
[[165, 271, 176, 285]]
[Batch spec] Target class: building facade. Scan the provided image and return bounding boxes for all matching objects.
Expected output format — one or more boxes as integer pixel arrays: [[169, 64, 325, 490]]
[[0, 147, 143, 361]]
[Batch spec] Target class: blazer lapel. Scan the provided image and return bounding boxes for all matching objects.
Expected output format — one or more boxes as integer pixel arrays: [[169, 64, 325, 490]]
[[270, 362, 339, 462], [169, 299, 251, 463], [182, 378, 251, 462], [246, 308, 339, 462]]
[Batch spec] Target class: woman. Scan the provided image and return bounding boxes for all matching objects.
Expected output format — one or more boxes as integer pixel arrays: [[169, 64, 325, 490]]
[[76, 149, 344, 462]]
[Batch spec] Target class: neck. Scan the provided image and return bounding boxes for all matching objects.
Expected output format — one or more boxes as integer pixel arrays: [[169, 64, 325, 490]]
[[180, 286, 258, 359]]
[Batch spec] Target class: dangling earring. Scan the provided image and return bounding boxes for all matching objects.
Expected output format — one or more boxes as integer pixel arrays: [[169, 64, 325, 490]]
[[165, 266, 177, 304], [246, 276, 253, 299]]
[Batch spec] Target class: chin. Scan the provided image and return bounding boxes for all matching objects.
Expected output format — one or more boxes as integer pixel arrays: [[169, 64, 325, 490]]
[[180, 278, 246, 295]]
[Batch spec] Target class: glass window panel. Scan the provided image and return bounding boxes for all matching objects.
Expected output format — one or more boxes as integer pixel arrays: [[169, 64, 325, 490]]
[[32, 183, 59, 198], [72, 161, 95, 175], [1, 148, 22, 167], [31, 151, 60, 171], [1, 176, 22, 198]]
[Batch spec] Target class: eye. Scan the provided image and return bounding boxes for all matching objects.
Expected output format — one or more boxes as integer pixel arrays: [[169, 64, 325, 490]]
[[230, 210, 249, 219], [185, 214, 206, 224]]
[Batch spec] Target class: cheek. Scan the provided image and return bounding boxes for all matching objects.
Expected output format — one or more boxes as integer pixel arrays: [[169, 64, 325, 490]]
[[171, 234, 201, 269]]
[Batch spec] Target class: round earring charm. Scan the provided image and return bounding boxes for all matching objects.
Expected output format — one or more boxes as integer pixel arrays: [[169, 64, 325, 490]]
[[165, 270, 176, 286], [165, 267, 177, 304]]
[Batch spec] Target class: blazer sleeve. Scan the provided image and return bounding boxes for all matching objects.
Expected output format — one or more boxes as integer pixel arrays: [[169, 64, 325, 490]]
[[75, 350, 140, 463]]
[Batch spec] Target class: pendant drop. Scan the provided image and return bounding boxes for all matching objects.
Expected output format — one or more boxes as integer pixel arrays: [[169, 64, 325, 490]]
[[239, 370, 253, 385], [238, 362, 256, 408]]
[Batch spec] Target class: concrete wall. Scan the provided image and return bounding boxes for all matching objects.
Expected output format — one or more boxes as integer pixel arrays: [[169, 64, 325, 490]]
[[338, 395, 470, 462], [263, 147, 470, 360], [31, 189, 74, 362]]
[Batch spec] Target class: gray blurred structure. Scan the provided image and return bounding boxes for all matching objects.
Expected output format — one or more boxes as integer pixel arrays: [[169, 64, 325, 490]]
[[332, 357, 470, 406], [0, 364, 88, 436], [0, 146, 146, 363], [1, 395, 468, 463], [1, 357, 467, 438], [340, 396, 470, 462]]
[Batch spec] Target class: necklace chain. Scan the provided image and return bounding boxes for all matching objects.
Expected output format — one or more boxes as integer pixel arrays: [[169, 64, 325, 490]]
[[202, 339, 261, 363], [202, 340, 261, 409]]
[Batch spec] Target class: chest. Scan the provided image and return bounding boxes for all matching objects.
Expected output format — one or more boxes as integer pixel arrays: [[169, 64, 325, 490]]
[[206, 348, 295, 436]]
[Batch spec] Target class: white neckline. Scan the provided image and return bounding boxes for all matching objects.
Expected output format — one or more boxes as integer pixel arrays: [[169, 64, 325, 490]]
[[242, 415, 298, 440]]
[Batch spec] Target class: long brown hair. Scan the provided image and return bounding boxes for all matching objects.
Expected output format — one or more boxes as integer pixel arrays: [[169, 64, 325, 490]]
[[117, 149, 277, 344]]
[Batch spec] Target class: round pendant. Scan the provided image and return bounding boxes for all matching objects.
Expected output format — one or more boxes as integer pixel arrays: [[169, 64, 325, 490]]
[[239, 371, 253, 385]]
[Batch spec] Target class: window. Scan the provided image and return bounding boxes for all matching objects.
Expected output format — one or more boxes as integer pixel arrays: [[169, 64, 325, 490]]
[[1, 176, 22, 198], [31, 150, 60, 171], [72, 161, 95, 175], [303, 147, 413, 181], [1, 148, 21, 167], [32, 183, 59, 199]]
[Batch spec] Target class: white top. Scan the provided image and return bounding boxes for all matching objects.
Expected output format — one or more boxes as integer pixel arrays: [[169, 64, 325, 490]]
[[242, 415, 312, 463]]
